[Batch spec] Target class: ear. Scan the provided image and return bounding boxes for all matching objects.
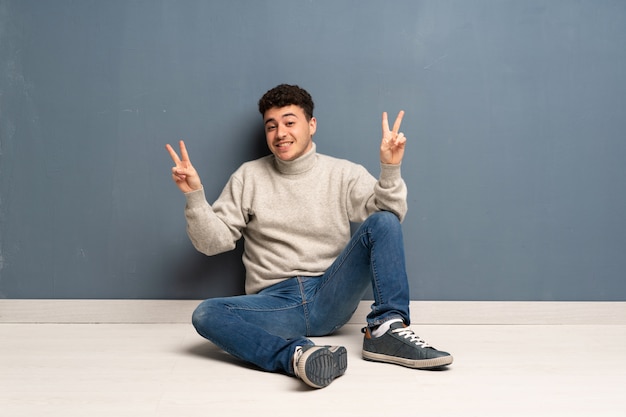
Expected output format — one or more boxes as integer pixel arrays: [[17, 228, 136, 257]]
[[309, 117, 317, 136]]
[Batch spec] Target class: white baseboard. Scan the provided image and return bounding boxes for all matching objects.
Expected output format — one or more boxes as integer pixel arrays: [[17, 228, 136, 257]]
[[0, 300, 624, 325]]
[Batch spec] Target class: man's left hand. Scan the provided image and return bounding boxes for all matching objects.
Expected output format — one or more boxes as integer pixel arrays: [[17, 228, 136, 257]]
[[380, 110, 406, 165]]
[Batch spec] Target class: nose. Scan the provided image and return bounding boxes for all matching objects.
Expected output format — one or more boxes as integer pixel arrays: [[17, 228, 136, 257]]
[[276, 124, 287, 139]]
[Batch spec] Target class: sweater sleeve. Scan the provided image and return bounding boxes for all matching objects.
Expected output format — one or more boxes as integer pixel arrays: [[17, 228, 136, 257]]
[[347, 162, 408, 223], [183, 175, 247, 256], [374, 163, 408, 221]]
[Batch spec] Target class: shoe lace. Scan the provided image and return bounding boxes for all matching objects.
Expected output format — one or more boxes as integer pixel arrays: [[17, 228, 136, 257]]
[[391, 327, 432, 348]]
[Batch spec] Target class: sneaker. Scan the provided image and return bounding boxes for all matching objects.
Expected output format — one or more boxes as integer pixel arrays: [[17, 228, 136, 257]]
[[293, 345, 348, 388], [362, 322, 453, 369]]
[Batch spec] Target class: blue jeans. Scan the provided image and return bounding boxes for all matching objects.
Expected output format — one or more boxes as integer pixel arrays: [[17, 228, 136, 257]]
[[191, 211, 410, 375]]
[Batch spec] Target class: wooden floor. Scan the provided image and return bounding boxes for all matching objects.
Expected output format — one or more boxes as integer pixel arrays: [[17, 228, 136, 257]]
[[1, 322, 625, 416]]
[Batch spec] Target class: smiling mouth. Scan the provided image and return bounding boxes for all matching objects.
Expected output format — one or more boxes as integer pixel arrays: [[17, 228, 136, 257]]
[[276, 141, 293, 148]]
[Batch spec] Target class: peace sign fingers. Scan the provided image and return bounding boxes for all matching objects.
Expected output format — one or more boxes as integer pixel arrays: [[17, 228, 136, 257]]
[[165, 140, 202, 193], [382, 110, 405, 138], [380, 110, 407, 165]]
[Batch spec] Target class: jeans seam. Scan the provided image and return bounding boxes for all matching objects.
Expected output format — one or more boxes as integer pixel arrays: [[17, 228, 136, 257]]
[[315, 229, 367, 295], [297, 276, 311, 336], [225, 305, 300, 313], [312, 226, 389, 309]]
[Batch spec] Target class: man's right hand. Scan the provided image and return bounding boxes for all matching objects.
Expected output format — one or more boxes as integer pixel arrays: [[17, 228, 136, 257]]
[[166, 140, 203, 193]]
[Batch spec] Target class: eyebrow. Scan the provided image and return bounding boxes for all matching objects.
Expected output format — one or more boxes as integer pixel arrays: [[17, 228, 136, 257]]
[[264, 112, 298, 125]]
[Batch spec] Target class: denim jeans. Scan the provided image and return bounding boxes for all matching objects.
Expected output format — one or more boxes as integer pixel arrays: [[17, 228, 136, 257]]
[[191, 211, 410, 375]]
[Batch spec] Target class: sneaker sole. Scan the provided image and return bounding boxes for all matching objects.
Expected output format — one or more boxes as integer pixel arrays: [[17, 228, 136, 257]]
[[298, 346, 348, 388], [362, 350, 453, 369]]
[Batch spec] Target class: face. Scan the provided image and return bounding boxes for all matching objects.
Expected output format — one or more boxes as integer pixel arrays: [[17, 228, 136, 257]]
[[263, 105, 316, 161]]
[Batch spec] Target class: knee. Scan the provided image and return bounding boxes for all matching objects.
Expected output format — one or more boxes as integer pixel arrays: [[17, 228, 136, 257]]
[[366, 211, 401, 230], [191, 298, 225, 336]]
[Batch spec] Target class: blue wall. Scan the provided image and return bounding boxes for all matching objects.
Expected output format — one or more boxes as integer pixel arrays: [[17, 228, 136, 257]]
[[1, 0, 625, 300]]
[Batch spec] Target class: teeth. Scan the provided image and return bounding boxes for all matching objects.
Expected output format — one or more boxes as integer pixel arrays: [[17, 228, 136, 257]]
[[277, 142, 292, 147]]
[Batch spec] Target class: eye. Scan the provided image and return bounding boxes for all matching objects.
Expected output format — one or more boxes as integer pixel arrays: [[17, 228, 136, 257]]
[[286, 121, 295, 127], [266, 125, 276, 132]]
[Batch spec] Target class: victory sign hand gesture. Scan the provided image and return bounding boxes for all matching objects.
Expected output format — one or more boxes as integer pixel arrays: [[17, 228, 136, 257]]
[[165, 140, 203, 193], [380, 110, 406, 165]]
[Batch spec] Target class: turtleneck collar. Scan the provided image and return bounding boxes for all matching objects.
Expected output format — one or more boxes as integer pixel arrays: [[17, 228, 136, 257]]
[[273, 142, 317, 175]]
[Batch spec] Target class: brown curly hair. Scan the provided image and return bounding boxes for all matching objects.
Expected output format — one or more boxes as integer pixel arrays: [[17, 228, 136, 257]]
[[258, 84, 314, 121]]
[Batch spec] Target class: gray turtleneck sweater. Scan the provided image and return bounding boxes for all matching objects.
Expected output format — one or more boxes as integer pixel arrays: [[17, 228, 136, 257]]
[[184, 143, 408, 294]]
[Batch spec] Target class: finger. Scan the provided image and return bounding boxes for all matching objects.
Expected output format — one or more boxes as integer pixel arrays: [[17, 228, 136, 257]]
[[392, 110, 405, 135], [172, 169, 188, 181], [179, 140, 191, 162], [166, 143, 182, 164], [172, 165, 190, 176], [382, 112, 390, 134], [394, 132, 406, 146]]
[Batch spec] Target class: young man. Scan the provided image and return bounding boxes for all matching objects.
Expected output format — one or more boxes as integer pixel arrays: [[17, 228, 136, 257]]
[[166, 84, 452, 389]]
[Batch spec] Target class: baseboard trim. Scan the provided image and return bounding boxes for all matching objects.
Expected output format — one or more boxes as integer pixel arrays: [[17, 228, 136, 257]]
[[0, 300, 624, 325]]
